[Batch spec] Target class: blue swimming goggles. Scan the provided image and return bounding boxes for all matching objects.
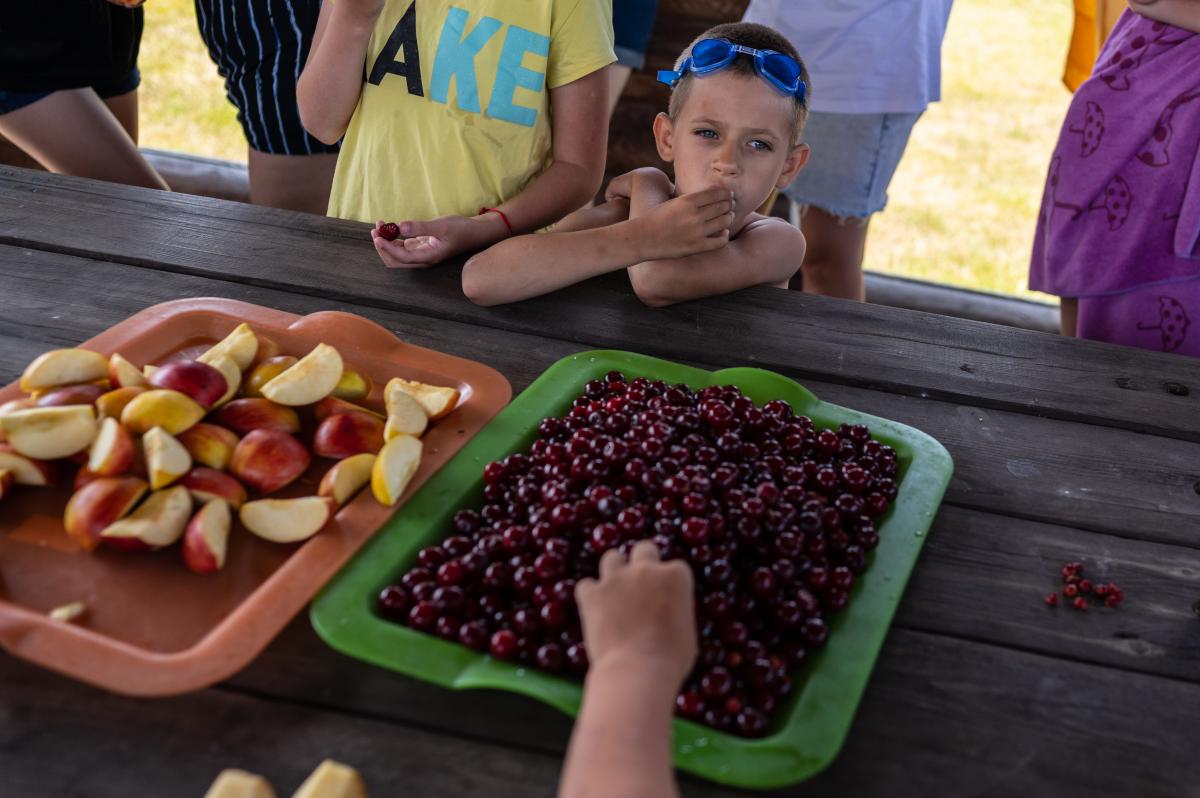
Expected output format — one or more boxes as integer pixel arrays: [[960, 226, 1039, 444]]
[[658, 38, 807, 105]]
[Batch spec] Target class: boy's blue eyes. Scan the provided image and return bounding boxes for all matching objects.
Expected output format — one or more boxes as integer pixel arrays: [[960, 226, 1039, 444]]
[[692, 129, 774, 151]]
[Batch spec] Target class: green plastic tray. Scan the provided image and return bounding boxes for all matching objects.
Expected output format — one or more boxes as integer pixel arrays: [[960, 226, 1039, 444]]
[[311, 350, 953, 789]]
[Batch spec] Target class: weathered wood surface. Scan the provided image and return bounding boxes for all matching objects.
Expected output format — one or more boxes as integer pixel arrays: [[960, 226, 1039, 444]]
[[2, 169, 1200, 797], [2, 167, 1197, 445]]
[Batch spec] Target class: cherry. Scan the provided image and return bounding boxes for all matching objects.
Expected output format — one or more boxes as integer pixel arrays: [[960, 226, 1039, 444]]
[[379, 222, 401, 241], [490, 629, 518, 659], [377, 585, 409, 618]]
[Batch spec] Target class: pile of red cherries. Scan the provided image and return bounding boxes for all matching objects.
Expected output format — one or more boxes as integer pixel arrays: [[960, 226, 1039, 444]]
[[378, 371, 900, 737]]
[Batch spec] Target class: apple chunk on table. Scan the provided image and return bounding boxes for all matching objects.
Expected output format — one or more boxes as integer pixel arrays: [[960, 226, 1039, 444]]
[[260, 343, 343, 406], [20, 348, 108, 393], [1, 405, 98, 460]]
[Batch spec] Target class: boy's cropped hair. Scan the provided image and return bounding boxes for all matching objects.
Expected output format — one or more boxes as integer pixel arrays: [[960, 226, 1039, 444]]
[[667, 22, 811, 144]]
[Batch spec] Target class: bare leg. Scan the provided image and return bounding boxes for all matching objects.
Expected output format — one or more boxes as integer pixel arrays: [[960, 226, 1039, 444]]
[[102, 89, 139, 143], [0, 88, 167, 189], [1060, 297, 1078, 336], [606, 64, 633, 119], [246, 149, 338, 215], [794, 205, 867, 300]]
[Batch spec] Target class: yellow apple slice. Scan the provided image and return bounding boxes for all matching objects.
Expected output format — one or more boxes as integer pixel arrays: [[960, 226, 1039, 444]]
[[88, 416, 136, 476], [182, 498, 231, 574], [108, 353, 147, 388], [0, 443, 56, 486], [120, 388, 206, 435], [260, 343, 343, 406], [208, 355, 242, 408], [203, 769, 277, 798], [198, 322, 259, 372], [384, 387, 428, 440], [100, 484, 192, 549], [317, 453, 376, 508], [385, 377, 459, 420], [1, 404, 97, 460], [0, 397, 36, 442], [143, 426, 193, 490], [19, 348, 108, 392], [292, 760, 367, 798], [331, 368, 372, 402], [244, 355, 296, 399], [48, 601, 88, 622], [239, 496, 332, 543], [371, 433, 422, 506]]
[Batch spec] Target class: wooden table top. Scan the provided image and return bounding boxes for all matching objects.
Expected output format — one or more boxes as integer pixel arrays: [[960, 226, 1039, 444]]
[[1, 165, 1198, 797]]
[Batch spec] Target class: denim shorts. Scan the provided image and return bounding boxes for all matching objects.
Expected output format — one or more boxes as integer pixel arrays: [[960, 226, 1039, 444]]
[[785, 110, 922, 219], [0, 68, 141, 115], [613, 0, 659, 70]]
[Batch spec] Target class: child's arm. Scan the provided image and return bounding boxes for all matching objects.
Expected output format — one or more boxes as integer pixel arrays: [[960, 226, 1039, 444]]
[[296, 0, 381, 145], [627, 217, 806, 307], [1127, 0, 1200, 32], [461, 177, 734, 305], [558, 541, 697, 798], [374, 69, 612, 268]]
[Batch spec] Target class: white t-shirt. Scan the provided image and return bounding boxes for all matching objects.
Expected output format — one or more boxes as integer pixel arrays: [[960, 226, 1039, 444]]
[[742, 0, 953, 115]]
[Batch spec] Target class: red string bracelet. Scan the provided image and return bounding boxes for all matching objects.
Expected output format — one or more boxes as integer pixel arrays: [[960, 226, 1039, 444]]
[[479, 206, 514, 237]]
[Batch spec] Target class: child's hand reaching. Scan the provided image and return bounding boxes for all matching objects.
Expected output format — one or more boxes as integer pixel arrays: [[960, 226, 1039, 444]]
[[371, 214, 508, 268], [575, 540, 698, 689], [635, 187, 735, 262]]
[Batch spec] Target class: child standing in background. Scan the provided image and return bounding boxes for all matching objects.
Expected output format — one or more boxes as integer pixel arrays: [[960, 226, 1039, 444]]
[[1030, 1, 1200, 356], [298, 0, 615, 268]]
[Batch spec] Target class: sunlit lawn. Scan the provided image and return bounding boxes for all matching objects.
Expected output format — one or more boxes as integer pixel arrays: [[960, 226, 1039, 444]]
[[138, 0, 1073, 302]]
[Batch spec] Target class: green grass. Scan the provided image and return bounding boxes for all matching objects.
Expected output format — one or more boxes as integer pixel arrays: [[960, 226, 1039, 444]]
[[137, 0, 1073, 302]]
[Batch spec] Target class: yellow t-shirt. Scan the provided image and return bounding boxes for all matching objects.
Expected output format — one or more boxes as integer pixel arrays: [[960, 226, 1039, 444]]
[[327, 0, 615, 223]]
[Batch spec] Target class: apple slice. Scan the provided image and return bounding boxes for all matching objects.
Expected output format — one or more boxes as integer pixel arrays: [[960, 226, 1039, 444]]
[[88, 417, 136, 476], [384, 388, 428, 439], [261, 343, 343, 406], [203, 769, 276, 798], [179, 466, 247, 508], [371, 433, 422, 506], [35, 382, 107, 408], [317, 453, 376, 508], [208, 355, 242, 408], [148, 360, 229, 409], [240, 496, 332, 543], [385, 377, 459, 420], [313, 396, 383, 423], [64, 475, 149, 551], [143, 426, 193, 489], [95, 386, 146, 420], [243, 355, 296, 399], [108, 353, 147, 388], [292, 760, 367, 798], [197, 322, 259, 372], [120, 388, 206, 435], [229, 428, 311, 494], [212, 398, 301, 436], [313, 412, 385, 459], [142, 364, 159, 381], [177, 423, 240, 471], [0, 397, 36, 442], [1, 405, 97, 460], [100, 485, 192, 549], [332, 367, 373, 402], [182, 498, 231, 574], [0, 468, 14, 501], [0, 443, 57, 486], [19, 348, 109, 392]]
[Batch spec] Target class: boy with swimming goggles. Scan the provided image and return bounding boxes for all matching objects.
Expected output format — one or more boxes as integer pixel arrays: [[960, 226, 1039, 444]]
[[462, 23, 812, 308]]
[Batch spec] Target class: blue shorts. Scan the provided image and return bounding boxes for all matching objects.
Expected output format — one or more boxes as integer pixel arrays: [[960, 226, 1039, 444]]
[[613, 0, 659, 70], [194, 0, 338, 155], [0, 68, 141, 116], [785, 111, 921, 219]]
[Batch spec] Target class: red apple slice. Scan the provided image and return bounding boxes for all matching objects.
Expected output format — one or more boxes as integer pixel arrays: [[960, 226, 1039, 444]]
[[88, 416, 136, 476], [197, 323, 259, 372], [108, 353, 147, 389], [20, 348, 108, 392], [143, 426, 193, 489], [1, 404, 98, 460], [182, 498, 231, 574], [240, 496, 332, 543], [63, 475, 149, 551], [317, 453, 376, 508], [0, 443, 56, 486], [261, 343, 343, 406], [100, 485, 193, 549]]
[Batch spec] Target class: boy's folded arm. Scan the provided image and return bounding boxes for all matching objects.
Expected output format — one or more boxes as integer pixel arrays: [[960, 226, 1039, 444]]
[[297, 1, 378, 144], [628, 219, 805, 307], [461, 200, 642, 306]]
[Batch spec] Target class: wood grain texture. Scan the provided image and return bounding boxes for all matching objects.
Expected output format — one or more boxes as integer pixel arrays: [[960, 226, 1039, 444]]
[[2, 168, 1196, 444]]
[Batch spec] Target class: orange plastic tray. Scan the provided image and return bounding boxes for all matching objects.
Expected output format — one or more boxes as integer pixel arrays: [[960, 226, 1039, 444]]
[[0, 298, 511, 696]]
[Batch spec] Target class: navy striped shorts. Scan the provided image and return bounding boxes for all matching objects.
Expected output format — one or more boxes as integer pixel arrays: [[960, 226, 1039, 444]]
[[194, 0, 338, 155]]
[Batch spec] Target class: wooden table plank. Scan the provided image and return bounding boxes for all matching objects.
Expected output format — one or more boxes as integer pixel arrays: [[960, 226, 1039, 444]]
[[4, 246, 1198, 549], [4, 623, 1197, 797], [2, 167, 1198, 443]]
